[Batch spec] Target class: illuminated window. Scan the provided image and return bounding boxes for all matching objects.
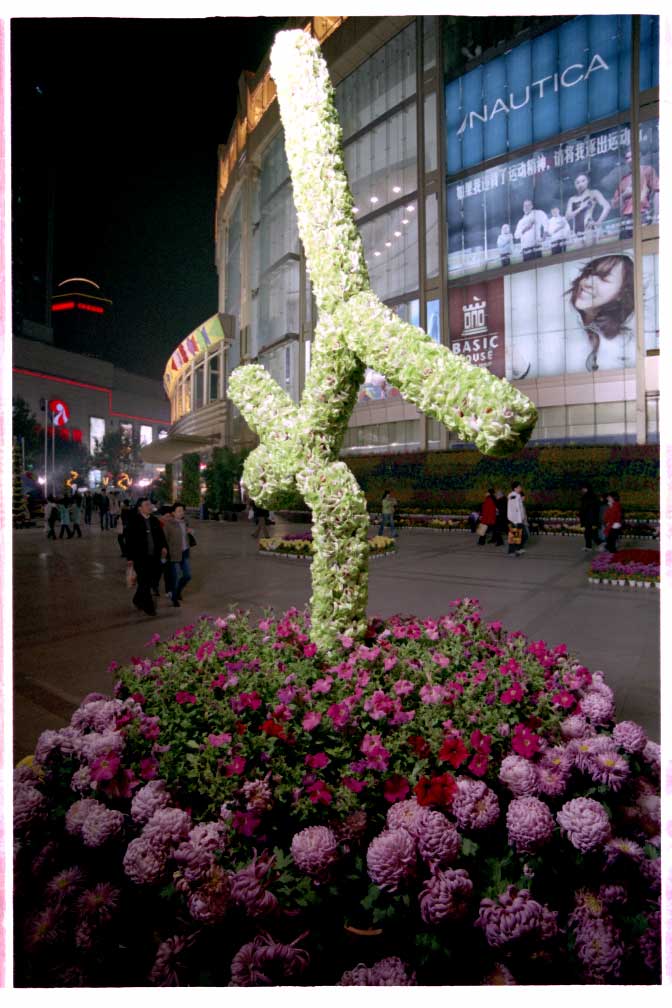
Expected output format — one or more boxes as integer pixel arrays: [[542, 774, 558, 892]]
[[90, 417, 105, 454], [140, 425, 153, 446], [158, 429, 169, 440], [120, 423, 133, 443]]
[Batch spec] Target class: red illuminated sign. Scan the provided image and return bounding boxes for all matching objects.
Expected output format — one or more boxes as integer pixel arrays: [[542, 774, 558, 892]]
[[76, 302, 105, 314], [52, 301, 75, 312], [49, 399, 70, 426]]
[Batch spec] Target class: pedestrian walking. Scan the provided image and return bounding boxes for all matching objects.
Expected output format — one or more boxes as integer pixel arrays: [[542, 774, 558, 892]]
[[163, 502, 193, 607], [69, 495, 83, 538], [108, 492, 121, 529], [117, 499, 132, 557], [492, 490, 507, 546], [155, 506, 175, 597], [45, 494, 59, 539], [83, 492, 93, 525], [506, 482, 528, 556], [578, 483, 600, 551], [603, 491, 623, 554], [125, 497, 168, 616], [251, 501, 270, 539], [477, 488, 497, 545], [98, 491, 110, 530], [58, 498, 74, 539], [378, 490, 398, 537], [597, 493, 609, 546]]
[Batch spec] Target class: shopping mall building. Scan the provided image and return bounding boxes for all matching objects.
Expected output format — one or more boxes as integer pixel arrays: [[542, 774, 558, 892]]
[[153, 14, 659, 471]]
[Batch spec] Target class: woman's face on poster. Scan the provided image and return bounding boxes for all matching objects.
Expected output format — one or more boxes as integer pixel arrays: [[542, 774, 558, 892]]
[[573, 259, 625, 314]]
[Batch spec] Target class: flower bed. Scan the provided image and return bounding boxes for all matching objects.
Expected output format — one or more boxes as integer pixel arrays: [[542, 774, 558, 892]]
[[258, 534, 396, 559], [588, 549, 660, 589], [14, 602, 660, 986]]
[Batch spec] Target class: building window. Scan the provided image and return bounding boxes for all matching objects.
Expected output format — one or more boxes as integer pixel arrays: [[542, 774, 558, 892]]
[[193, 363, 205, 409], [90, 417, 105, 454], [140, 425, 153, 446], [120, 423, 133, 443], [158, 429, 169, 440], [208, 351, 221, 402], [426, 299, 441, 342]]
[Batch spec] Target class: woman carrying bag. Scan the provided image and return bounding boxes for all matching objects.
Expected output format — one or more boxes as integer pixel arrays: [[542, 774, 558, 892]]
[[506, 482, 528, 557]]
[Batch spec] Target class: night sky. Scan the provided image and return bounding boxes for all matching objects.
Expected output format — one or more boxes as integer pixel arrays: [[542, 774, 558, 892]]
[[10, 15, 289, 380]]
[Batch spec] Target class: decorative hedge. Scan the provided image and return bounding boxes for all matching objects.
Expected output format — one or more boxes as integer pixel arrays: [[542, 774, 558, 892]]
[[347, 444, 659, 515]]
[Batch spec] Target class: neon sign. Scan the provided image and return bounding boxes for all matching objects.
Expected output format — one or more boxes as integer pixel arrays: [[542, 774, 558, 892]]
[[66, 470, 79, 490], [49, 400, 70, 425], [51, 301, 75, 312], [117, 472, 133, 491]]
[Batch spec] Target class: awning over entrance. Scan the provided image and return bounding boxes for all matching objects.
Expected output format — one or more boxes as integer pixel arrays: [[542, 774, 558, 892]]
[[139, 433, 220, 464]]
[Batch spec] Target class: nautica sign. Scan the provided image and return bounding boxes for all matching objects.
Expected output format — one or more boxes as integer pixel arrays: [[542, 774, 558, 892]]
[[456, 53, 609, 135]]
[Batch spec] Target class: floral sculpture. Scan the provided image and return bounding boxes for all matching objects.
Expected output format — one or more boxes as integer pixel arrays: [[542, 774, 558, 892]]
[[229, 30, 537, 655]]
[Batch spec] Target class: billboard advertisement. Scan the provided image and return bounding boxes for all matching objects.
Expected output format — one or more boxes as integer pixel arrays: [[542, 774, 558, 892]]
[[445, 15, 659, 173], [446, 119, 659, 279], [448, 251, 658, 380]]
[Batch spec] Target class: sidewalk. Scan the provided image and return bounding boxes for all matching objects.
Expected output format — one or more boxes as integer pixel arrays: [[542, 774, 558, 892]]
[[12, 517, 660, 761]]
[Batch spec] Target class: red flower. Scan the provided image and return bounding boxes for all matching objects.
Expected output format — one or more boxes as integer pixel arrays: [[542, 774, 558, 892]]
[[552, 690, 575, 709], [175, 691, 197, 705], [438, 735, 469, 768], [408, 735, 430, 758], [383, 774, 410, 803], [470, 729, 492, 754], [414, 772, 457, 808], [467, 753, 489, 777], [139, 756, 159, 780], [303, 643, 318, 658], [261, 719, 287, 740], [342, 776, 367, 793], [511, 723, 541, 759]]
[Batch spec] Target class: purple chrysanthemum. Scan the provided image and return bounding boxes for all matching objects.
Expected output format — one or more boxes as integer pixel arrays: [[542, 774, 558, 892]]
[[506, 796, 555, 853], [71, 698, 123, 733], [173, 821, 227, 885], [557, 797, 611, 852], [70, 766, 92, 793], [131, 779, 172, 823], [14, 763, 40, 786], [612, 720, 647, 753], [573, 915, 624, 981], [366, 829, 416, 892], [579, 690, 614, 725], [476, 886, 545, 948], [25, 905, 64, 949], [419, 868, 473, 924], [229, 931, 310, 986], [186, 864, 230, 924], [14, 783, 47, 832], [639, 910, 661, 973], [416, 809, 461, 868], [386, 797, 426, 836], [498, 755, 537, 797], [149, 933, 196, 986], [535, 761, 569, 798], [79, 730, 124, 763], [568, 735, 614, 773], [230, 851, 278, 918], [143, 807, 192, 847], [123, 836, 169, 884], [241, 778, 273, 814], [642, 739, 661, 774], [65, 798, 105, 837], [339, 957, 417, 986], [80, 805, 125, 847], [560, 715, 592, 740], [290, 825, 339, 879], [604, 836, 644, 864], [598, 884, 628, 907], [450, 777, 500, 831], [585, 747, 629, 790], [46, 867, 86, 902], [77, 881, 120, 921]]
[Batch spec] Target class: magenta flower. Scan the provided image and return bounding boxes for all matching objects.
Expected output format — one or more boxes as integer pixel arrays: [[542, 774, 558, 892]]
[[552, 690, 575, 708], [470, 729, 492, 754], [342, 776, 367, 793], [303, 643, 317, 658], [468, 753, 489, 777], [175, 691, 197, 705], [511, 724, 541, 759], [301, 710, 322, 731], [207, 732, 232, 748], [501, 683, 524, 705], [304, 752, 330, 770], [383, 774, 410, 803], [225, 756, 247, 777], [383, 655, 398, 672], [360, 733, 390, 772]]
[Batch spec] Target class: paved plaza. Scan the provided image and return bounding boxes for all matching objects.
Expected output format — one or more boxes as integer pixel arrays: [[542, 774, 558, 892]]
[[12, 515, 660, 762]]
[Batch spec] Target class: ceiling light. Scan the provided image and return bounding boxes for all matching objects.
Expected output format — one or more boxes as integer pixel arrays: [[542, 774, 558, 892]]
[[401, 218, 409, 225], [370, 195, 379, 204], [392, 185, 401, 193], [352, 206, 359, 213], [374, 251, 381, 257], [394, 230, 402, 237], [385, 241, 392, 247], [406, 204, 415, 212]]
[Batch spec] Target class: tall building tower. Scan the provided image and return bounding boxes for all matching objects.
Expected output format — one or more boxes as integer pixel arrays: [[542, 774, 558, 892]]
[[50, 277, 113, 358]]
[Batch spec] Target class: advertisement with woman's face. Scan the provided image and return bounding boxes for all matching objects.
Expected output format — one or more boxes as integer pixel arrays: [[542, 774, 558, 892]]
[[502, 252, 658, 380]]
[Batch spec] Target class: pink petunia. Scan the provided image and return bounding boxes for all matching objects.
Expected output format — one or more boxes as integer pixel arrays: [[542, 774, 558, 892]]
[[511, 724, 541, 759], [207, 732, 232, 748], [302, 711, 322, 731], [468, 753, 489, 777], [342, 776, 367, 793], [89, 753, 121, 783], [552, 690, 576, 709], [383, 655, 398, 672], [470, 730, 492, 754], [303, 643, 318, 658], [394, 679, 415, 697], [305, 752, 330, 770], [139, 756, 159, 781], [224, 756, 247, 777], [175, 691, 198, 705]]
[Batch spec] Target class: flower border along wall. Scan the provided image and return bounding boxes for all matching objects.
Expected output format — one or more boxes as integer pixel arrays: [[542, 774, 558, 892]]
[[228, 30, 537, 657]]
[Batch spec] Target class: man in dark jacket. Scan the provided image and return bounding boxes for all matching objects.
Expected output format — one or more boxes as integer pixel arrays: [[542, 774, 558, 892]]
[[125, 497, 168, 615], [579, 484, 600, 551]]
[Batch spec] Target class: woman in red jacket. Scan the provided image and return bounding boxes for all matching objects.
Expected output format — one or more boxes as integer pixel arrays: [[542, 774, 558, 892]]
[[478, 488, 498, 545], [604, 491, 623, 553]]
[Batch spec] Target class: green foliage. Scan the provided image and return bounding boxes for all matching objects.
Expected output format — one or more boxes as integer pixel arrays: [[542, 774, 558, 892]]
[[12, 440, 31, 525], [152, 463, 173, 505], [12, 397, 42, 469], [203, 447, 245, 512], [180, 452, 201, 507], [91, 428, 143, 483], [347, 444, 660, 515]]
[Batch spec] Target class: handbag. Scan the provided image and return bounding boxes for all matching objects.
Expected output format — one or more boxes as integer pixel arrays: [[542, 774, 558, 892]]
[[476, 522, 488, 537], [188, 532, 197, 548], [508, 526, 523, 546]]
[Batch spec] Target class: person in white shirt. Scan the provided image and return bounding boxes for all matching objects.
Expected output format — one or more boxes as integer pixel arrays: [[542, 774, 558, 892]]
[[506, 482, 528, 556], [514, 200, 548, 261], [547, 206, 572, 254], [496, 223, 513, 266]]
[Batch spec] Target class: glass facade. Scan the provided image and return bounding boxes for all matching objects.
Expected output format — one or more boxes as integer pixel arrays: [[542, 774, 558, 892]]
[[185, 15, 660, 457]]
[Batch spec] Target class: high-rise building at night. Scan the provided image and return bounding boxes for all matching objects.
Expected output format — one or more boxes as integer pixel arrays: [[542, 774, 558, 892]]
[[155, 16, 660, 469], [50, 277, 114, 358]]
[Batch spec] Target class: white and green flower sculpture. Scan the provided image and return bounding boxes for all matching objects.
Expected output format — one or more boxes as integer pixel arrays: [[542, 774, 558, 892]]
[[228, 30, 538, 656]]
